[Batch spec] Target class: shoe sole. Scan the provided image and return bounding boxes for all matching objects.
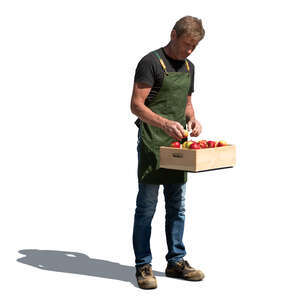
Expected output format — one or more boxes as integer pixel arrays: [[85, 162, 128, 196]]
[[138, 282, 157, 289], [138, 285, 157, 289], [165, 272, 204, 281]]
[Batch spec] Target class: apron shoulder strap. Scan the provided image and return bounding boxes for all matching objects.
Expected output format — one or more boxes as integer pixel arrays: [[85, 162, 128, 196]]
[[154, 51, 190, 75], [185, 60, 190, 73], [154, 51, 169, 75]]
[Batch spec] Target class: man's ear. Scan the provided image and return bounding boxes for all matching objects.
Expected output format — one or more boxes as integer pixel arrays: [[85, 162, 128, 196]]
[[170, 29, 177, 41]]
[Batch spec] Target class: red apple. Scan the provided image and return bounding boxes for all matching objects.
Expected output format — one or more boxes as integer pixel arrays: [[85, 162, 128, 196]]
[[190, 142, 200, 149], [198, 139, 208, 144], [216, 140, 227, 147], [207, 140, 217, 148], [170, 141, 181, 148], [198, 140, 208, 148]]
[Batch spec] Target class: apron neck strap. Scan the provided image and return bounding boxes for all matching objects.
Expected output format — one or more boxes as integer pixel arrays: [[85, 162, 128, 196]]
[[154, 51, 190, 75], [185, 60, 190, 73], [154, 51, 168, 75]]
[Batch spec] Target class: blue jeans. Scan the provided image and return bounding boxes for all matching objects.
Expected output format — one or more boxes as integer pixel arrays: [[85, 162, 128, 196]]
[[133, 129, 187, 266]]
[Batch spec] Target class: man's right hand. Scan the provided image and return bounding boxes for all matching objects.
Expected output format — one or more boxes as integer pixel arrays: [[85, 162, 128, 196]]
[[162, 120, 186, 141]]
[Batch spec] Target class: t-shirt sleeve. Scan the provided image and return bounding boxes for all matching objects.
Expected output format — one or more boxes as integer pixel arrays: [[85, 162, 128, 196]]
[[188, 62, 195, 96], [134, 56, 155, 87]]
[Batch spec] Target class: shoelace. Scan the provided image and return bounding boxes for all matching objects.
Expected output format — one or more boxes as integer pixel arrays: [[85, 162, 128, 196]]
[[140, 265, 152, 276], [177, 260, 191, 270]]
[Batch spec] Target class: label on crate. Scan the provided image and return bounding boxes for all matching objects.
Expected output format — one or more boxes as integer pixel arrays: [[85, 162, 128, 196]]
[[172, 153, 183, 158]]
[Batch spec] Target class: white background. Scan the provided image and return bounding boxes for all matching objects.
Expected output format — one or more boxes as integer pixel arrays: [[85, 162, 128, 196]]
[[1, 0, 300, 298]]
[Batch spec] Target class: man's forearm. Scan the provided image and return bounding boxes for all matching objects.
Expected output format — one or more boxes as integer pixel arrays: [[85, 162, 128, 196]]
[[132, 103, 168, 129]]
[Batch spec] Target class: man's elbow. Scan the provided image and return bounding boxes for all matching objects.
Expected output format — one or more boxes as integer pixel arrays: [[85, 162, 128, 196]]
[[131, 98, 144, 115], [130, 102, 137, 115], [131, 101, 140, 116]]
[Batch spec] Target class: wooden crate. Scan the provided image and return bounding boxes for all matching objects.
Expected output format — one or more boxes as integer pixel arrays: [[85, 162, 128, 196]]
[[160, 145, 236, 172]]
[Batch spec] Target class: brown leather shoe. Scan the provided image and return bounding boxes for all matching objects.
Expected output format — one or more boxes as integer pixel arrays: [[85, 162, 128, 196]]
[[135, 264, 157, 289], [165, 260, 205, 281]]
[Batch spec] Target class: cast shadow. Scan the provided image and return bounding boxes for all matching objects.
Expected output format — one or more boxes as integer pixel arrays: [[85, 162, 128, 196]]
[[17, 249, 165, 288]]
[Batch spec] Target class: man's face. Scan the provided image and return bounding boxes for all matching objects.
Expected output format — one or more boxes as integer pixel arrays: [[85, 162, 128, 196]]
[[172, 31, 200, 60]]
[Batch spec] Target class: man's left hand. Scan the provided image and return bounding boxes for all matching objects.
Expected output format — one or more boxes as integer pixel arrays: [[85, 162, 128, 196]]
[[187, 119, 202, 137]]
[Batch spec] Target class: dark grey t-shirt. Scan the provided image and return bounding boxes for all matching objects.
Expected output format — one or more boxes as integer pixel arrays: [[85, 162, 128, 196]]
[[134, 47, 195, 127]]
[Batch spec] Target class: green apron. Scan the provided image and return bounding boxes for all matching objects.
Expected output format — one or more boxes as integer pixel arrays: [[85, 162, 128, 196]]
[[138, 51, 191, 184]]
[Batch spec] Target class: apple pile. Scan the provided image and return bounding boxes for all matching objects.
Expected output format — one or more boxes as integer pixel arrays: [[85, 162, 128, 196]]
[[169, 130, 229, 149], [170, 139, 228, 149]]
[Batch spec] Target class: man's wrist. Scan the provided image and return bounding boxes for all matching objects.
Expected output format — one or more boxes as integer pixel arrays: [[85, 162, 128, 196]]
[[161, 118, 169, 131], [186, 115, 195, 123]]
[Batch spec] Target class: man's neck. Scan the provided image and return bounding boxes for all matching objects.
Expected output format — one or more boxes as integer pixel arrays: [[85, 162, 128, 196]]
[[163, 44, 182, 61]]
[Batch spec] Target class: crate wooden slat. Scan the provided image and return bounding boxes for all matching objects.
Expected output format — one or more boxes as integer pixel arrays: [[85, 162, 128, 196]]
[[160, 145, 236, 172]]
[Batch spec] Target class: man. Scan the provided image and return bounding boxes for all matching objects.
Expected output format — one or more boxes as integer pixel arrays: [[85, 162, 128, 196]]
[[130, 16, 205, 289]]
